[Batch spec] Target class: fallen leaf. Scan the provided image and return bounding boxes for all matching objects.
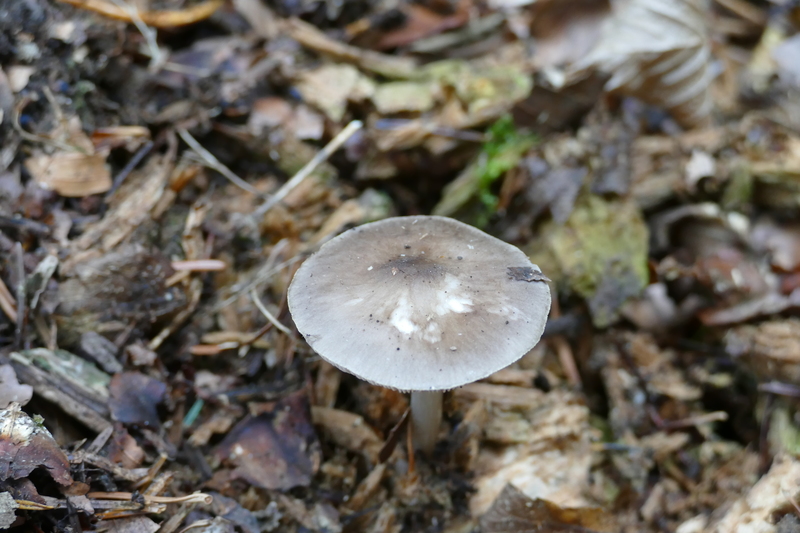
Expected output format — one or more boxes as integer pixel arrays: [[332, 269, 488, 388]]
[[295, 64, 375, 122], [710, 455, 800, 533], [725, 318, 800, 384], [0, 403, 73, 486], [97, 516, 160, 533], [25, 150, 111, 197], [208, 492, 261, 533], [571, 0, 713, 128], [56, 245, 187, 344], [466, 388, 596, 516], [213, 391, 320, 490], [311, 407, 383, 463], [481, 484, 617, 532], [108, 372, 167, 428], [372, 81, 437, 114]]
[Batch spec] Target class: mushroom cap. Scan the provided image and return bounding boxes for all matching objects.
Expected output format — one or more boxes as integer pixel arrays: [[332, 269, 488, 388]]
[[288, 216, 551, 391]]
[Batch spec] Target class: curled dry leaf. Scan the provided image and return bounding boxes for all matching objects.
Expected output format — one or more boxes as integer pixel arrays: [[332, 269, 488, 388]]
[[571, 0, 713, 128], [0, 403, 73, 486]]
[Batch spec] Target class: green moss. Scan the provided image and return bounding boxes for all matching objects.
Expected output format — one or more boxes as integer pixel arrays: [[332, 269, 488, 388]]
[[433, 116, 537, 227], [721, 164, 753, 210], [541, 194, 649, 327]]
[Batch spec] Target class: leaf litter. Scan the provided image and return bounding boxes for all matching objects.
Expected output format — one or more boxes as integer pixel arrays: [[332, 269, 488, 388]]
[[2, 0, 800, 531]]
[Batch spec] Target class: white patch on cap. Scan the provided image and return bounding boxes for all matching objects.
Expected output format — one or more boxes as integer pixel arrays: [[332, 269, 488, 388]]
[[390, 295, 419, 335], [422, 321, 442, 343], [434, 274, 473, 316]]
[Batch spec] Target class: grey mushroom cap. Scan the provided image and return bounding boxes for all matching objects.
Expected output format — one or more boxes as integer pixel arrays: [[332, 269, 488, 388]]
[[288, 216, 551, 392]]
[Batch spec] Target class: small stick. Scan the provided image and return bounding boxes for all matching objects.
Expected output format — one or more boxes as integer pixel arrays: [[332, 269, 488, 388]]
[[107, 140, 153, 198], [0, 274, 17, 324], [109, 0, 164, 70], [250, 288, 293, 336], [407, 418, 416, 475], [13, 243, 25, 347], [87, 491, 212, 505], [549, 294, 581, 387], [252, 120, 363, 218], [178, 128, 261, 196], [660, 411, 728, 430], [170, 259, 226, 272]]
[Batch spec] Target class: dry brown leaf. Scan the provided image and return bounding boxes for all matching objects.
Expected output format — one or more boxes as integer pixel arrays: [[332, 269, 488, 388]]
[[311, 406, 383, 463], [108, 372, 166, 428], [67, 150, 174, 258], [725, 318, 800, 384], [295, 64, 375, 122], [0, 403, 73, 486], [708, 455, 800, 533], [25, 150, 111, 197], [213, 392, 320, 490], [571, 0, 713, 128], [481, 484, 617, 533], [97, 516, 160, 533], [466, 389, 595, 516]]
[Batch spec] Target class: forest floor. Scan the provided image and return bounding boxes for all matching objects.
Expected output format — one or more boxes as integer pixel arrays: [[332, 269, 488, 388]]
[[3, 0, 800, 531]]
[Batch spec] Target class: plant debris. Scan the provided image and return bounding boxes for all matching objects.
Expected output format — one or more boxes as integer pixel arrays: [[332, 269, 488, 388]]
[[2, 0, 800, 530]]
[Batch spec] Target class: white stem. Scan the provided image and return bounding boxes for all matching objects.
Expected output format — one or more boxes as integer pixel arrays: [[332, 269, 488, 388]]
[[410, 390, 443, 454]]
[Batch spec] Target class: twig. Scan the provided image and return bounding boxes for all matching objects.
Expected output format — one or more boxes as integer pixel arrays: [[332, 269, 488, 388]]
[[13, 242, 25, 347], [660, 411, 728, 430], [108, 0, 163, 71], [252, 120, 363, 218], [87, 491, 212, 505], [0, 274, 17, 324], [286, 18, 417, 78], [759, 381, 800, 397], [548, 294, 581, 387], [107, 139, 153, 198], [178, 520, 214, 533], [56, 0, 223, 28], [213, 239, 296, 312], [171, 259, 226, 272], [250, 288, 292, 336], [177, 128, 261, 196], [86, 426, 114, 454]]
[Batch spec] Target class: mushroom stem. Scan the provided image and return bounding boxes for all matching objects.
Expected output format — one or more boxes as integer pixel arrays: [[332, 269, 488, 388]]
[[410, 390, 443, 454]]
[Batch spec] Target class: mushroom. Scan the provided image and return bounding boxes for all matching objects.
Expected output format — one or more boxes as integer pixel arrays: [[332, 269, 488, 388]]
[[288, 216, 551, 454]]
